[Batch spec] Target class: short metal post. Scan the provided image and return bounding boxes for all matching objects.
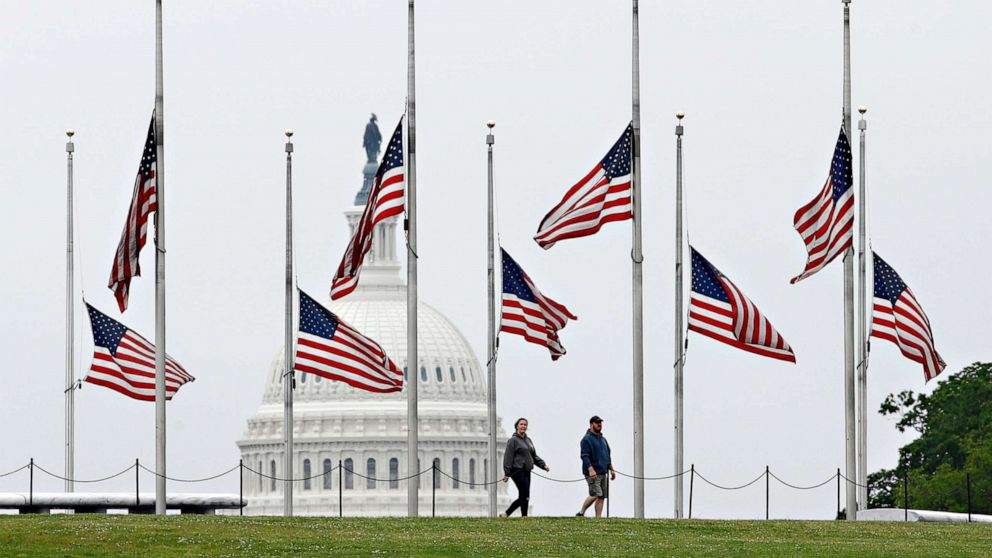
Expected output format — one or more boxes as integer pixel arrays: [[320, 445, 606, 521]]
[[688, 465, 695, 519], [836, 468, 841, 519], [239, 459, 244, 516], [338, 459, 343, 518], [903, 473, 909, 521], [606, 475, 610, 518], [135, 458, 140, 508], [765, 465, 770, 520], [432, 463, 436, 518], [29, 458, 34, 509], [967, 472, 972, 523]]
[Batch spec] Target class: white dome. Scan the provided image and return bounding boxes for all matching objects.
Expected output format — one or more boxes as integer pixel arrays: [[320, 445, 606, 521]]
[[238, 211, 507, 516], [262, 292, 487, 405]]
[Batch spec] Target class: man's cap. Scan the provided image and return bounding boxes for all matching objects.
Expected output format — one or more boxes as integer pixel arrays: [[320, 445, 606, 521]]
[[589, 415, 603, 424]]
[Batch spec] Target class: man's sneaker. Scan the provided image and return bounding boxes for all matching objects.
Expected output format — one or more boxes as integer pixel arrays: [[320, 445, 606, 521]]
[[575, 512, 584, 517]]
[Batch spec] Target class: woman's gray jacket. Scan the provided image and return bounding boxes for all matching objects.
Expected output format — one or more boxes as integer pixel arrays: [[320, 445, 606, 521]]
[[503, 433, 546, 475]]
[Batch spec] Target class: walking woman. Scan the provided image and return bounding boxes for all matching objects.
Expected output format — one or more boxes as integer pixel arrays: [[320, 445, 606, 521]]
[[500, 418, 549, 517]]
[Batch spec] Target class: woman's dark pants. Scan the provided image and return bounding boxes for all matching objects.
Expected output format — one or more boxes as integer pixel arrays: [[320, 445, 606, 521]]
[[505, 469, 531, 516]]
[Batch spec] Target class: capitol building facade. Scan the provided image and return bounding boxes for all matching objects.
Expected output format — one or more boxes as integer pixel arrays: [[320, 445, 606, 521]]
[[236, 161, 508, 515]]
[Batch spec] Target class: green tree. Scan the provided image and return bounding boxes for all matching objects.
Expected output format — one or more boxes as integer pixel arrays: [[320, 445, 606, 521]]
[[868, 362, 992, 513]]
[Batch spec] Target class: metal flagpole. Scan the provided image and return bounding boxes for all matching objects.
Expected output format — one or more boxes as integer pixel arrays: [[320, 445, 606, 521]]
[[630, 0, 645, 520], [841, 0, 857, 521], [856, 106, 868, 510], [674, 112, 685, 519], [283, 129, 295, 517], [65, 128, 76, 494], [153, 0, 168, 516], [486, 121, 498, 518], [405, 0, 420, 518]]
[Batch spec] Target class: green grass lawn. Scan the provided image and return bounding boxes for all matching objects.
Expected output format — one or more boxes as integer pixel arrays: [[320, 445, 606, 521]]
[[0, 516, 988, 557]]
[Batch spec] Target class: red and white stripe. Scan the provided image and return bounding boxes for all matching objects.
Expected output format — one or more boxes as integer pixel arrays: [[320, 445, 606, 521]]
[[533, 164, 632, 249], [871, 291, 946, 382], [295, 321, 404, 393], [500, 275, 576, 360], [790, 176, 854, 284], [108, 168, 156, 312], [330, 166, 405, 299], [85, 331, 193, 402], [689, 282, 796, 363]]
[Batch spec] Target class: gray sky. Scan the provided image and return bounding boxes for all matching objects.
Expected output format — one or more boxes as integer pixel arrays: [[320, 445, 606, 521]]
[[1, 0, 989, 519]]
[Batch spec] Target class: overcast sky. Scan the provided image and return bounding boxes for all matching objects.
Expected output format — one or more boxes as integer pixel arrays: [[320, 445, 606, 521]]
[[1, 0, 989, 519]]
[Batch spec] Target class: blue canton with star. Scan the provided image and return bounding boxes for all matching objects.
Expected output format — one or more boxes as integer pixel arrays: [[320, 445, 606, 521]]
[[376, 120, 404, 178], [501, 249, 537, 303], [830, 128, 852, 202], [139, 113, 157, 180], [601, 124, 632, 180], [299, 291, 340, 341], [86, 304, 129, 355], [872, 252, 908, 305], [690, 247, 730, 303]]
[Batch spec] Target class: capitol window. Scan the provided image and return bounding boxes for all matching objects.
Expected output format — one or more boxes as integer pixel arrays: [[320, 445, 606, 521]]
[[449, 367, 456, 383], [322, 459, 333, 490], [469, 458, 476, 489], [435, 367, 443, 382], [299, 373, 306, 384], [344, 458, 354, 489], [420, 366, 427, 382], [452, 458, 460, 489], [270, 460, 277, 492], [303, 459, 312, 490], [257, 461, 263, 492], [432, 458, 441, 488], [367, 459, 377, 489], [461, 367, 467, 382], [389, 458, 399, 489]]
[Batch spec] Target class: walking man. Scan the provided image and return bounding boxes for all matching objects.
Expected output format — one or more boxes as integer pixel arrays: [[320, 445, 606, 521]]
[[577, 415, 615, 517]]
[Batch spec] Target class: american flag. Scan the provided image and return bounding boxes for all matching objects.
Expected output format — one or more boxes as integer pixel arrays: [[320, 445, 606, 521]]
[[500, 248, 576, 360], [534, 124, 632, 249], [870, 252, 946, 382], [790, 127, 854, 284], [688, 247, 796, 362], [331, 117, 405, 299], [295, 289, 403, 393], [83, 303, 193, 401], [108, 112, 158, 312]]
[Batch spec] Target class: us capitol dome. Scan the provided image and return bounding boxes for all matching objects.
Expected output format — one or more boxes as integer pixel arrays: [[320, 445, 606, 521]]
[[236, 126, 509, 516]]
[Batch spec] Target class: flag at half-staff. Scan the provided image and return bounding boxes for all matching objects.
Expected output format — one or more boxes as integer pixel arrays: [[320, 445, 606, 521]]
[[295, 289, 403, 392], [500, 248, 577, 360], [108, 112, 158, 311], [331, 117, 405, 299], [870, 253, 946, 381], [790, 126, 854, 284], [688, 247, 796, 362], [533, 124, 632, 249], [83, 303, 193, 401]]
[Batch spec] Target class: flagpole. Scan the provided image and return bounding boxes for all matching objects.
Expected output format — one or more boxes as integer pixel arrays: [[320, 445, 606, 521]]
[[856, 106, 868, 510], [674, 112, 685, 519], [153, 0, 168, 516], [630, 0, 645, 520], [485, 120, 497, 518], [65, 128, 76, 494], [283, 129, 295, 517], [841, 0, 857, 521], [406, 0, 420, 518]]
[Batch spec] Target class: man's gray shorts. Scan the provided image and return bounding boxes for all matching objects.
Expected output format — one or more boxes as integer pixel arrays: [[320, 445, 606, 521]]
[[586, 474, 609, 498]]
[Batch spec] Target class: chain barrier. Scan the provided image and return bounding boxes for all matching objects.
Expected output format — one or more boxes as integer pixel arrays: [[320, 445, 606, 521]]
[[435, 468, 502, 487], [138, 463, 240, 483], [344, 466, 433, 484], [769, 470, 838, 490], [694, 469, 765, 491], [615, 469, 688, 481], [32, 462, 135, 484], [837, 471, 871, 489], [0, 463, 30, 478], [242, 464, 338, 483], [532, 471, 586, 483]]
